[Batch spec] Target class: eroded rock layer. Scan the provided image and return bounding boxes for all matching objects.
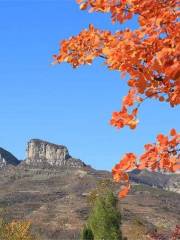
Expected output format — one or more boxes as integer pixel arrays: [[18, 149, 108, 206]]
[[25, 139, 86, 168]]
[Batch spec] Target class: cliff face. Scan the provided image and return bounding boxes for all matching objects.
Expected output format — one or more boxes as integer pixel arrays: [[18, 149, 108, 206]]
[[0, 147, 20, 168], [25, 139, 86, 168]]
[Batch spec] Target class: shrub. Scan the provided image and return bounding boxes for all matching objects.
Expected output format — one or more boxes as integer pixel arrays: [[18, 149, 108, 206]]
[[0, 219, 38, 240]]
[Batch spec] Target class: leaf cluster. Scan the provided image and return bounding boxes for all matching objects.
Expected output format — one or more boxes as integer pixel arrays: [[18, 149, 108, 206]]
[[54, 0, 179, 199]]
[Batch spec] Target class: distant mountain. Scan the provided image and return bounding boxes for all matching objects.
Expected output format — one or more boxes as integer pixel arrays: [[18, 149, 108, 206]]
[[129, 169, 180, 193], [0, 140, 179, 240], [0, 147, 20, 168]]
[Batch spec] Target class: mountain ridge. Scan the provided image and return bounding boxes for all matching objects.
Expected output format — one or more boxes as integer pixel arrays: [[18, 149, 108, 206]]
[[0, 139, 179, 193], [0, 147, 20, 168]]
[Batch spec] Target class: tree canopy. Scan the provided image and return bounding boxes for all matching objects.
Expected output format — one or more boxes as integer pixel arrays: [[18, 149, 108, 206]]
[[82, 189, 122, 240], [54, 0, 180, 198]]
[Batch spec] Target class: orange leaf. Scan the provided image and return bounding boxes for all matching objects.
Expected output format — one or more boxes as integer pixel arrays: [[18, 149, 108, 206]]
[[128, 119, 139, 129], [173, 164, 180, 171], [80, 2, 88, 10], [118, 185, 130, 198], [102, 47, 111, 55], [170, 128, 177, 136], [159, 96, 165, 102]]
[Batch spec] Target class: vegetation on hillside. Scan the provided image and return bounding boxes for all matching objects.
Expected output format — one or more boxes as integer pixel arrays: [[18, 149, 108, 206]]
[[81, 180, 122, 240], [0, 219, 38, 240]]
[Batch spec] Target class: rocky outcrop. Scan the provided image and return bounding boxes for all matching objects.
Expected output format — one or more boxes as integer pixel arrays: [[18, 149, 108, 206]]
[[25, 139, 86, 168], [0, 147, 20, 168]]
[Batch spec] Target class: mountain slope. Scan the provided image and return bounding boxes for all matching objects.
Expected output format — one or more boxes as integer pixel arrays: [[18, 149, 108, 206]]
[[130, 169, 180, 193], [0, 147, 20, 168], [0, 140, 179, 240], [0, 164, 179, 240]]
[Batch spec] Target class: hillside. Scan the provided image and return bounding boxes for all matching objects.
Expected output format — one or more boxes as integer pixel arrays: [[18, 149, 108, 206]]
[[0, 147, 20, 168], [0, 140, 179, 240]]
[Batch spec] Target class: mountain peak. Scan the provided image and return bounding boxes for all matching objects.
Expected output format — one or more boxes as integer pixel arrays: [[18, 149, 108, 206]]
[[24, 139, 86, 168]]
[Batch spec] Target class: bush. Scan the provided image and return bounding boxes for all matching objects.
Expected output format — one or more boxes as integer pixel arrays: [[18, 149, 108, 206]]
[[0, 219, 38, 240]]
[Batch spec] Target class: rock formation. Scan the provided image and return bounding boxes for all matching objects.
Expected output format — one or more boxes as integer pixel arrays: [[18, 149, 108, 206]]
[[0, 147, 20, 168], [25, 139, 86, 168]]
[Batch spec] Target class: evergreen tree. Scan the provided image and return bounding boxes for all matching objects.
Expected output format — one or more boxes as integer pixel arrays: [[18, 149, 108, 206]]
[[87, 190, 122, 240]]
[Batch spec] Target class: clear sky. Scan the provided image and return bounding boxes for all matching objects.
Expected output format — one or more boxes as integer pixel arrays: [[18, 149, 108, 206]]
[[0, 0, 179, 170]]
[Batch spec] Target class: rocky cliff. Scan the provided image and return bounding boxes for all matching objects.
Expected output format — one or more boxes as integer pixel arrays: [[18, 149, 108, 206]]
[[0, 147, 20, 168], [24, 139, 86, 168]]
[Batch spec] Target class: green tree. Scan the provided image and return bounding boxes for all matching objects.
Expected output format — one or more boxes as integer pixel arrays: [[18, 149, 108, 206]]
[[85, 189, 122, 240], [87, 179, 115, 207]]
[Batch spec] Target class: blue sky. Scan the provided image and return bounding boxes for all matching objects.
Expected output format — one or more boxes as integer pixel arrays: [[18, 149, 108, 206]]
[[0, 0, 179, 170]]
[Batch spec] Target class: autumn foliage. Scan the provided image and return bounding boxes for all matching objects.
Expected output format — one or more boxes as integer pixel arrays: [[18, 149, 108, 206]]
[[54, 0, 180, 198], [0, 220, 38, 240], [112, 129, 180, 198]]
